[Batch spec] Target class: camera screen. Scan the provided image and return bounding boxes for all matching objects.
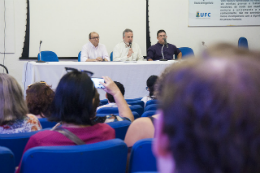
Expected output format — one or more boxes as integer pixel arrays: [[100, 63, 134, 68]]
[[91, 78, 105, 89]]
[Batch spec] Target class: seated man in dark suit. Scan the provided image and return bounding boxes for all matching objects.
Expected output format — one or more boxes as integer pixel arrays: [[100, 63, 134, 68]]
[[146, 30, 182, 61]]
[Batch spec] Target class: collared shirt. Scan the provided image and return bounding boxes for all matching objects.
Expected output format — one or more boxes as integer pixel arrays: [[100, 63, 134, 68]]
[[80, 41, 109, 62], [113, 41, 144, 61], [146, 42, 181, 61]]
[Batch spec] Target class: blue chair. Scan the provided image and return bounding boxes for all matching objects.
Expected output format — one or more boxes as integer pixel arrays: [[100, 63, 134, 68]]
[[99, 99, 108, 106], [129, 138, 157, 173], [0, 129, 49, 166], [110, 52, 113, 61], [20, 139, 128, 173], [238, 37, 249, 49], [97, 109, 140, 119], [38, 51, 59, 62], [125, 97, 143, 102], [144, 104, 157, 112], [39, 118, 58, 129], [141, 110, 157, 117], [107, 120, 131, 140], [78, 51, 81, 62], [146, 100, 157, 107], [0, 146, 15, 173], [128, 100, 145, 108], [129, 105, 143, 118], [176, 47, 194, 59]]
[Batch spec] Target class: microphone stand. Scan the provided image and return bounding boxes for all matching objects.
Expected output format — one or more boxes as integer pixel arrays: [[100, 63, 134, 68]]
[[36, 41, 45, 63], [160, 44, 168, 61]]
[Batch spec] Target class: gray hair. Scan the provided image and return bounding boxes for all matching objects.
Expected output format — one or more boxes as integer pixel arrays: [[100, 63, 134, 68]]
[[123, 29, 133, 37], [0, 74, 28, 125]]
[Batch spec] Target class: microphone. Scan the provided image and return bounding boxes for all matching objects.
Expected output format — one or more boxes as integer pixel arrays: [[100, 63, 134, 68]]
[[129, 42, 132, 48], [163, 38, 168, 48], [36, 40, 45, 63]]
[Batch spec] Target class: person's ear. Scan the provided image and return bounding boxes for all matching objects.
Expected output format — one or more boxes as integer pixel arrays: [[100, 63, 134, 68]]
[[153, 110, 170, 157]]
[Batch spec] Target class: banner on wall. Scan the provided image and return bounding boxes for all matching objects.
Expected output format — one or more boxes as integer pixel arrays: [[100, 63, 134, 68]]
[[189, 0, 260, 26]]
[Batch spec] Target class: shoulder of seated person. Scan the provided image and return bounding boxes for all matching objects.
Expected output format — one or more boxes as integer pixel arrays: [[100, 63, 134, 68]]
[[26, 114, 38, 119]]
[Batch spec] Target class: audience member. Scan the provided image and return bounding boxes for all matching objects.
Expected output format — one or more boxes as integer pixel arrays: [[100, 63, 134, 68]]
[[97, 81, 125, 109], [80, 32, 109, 62], [16, 70, 133, 173], [141, 75, 158, 107], [0, 74, 42, 134], [153, 55, 260, 173], [26, 82, 55, 118], [147, 30, 182, 61], [113, 28, 144, 61], [125, 114, 158, 147]]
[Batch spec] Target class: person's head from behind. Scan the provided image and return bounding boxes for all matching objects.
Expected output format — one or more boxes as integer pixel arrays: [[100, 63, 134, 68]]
[[106, 81, 125, 103], [0, 74, 28, 125], [49, 70, 99, 125], [146, 75, 158, 98], [26, 82, 55, 118], [153, 57, 260, 173]]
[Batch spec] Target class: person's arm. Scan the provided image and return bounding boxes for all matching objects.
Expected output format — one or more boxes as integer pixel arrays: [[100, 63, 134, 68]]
[[124, 117, 155, 147], [102, 45, 110, 61], [113, 44, 130, 62], [146, 46, 155, 61], [177, 52, 182, 60], [136, 45, 144, 61], [80, 45, 89, 62], [101, 77, 134, 121]]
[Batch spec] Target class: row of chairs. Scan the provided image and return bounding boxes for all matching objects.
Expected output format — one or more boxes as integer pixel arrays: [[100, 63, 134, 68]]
[[0, 119, 132, 166], [38, 37, 248, 62], [0, 138, 158, 173]]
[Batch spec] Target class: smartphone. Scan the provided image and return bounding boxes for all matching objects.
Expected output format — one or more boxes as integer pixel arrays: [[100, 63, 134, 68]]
[[91, 78, 105, 89]]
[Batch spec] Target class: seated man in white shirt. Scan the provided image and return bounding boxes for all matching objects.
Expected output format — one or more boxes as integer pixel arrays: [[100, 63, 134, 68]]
[[113, 29, 144, 61], [97, 81, 127, 110], [80, 32, 109, 62]]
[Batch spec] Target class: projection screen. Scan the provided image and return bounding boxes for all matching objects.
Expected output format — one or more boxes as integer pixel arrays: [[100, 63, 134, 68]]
[[29, 0, 146, 57]]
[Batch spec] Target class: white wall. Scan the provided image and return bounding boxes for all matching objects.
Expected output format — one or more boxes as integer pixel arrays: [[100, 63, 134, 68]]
[[149, 0, 260, 54], [1, 0, 260, 90], [0, 0, 27, 89]]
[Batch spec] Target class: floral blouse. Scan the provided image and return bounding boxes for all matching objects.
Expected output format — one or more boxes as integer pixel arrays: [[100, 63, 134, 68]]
[[0, 114, 42, 134]]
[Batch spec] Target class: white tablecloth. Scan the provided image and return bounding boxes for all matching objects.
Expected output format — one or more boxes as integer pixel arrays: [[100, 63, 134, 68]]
[[22, 61, 176, 100]]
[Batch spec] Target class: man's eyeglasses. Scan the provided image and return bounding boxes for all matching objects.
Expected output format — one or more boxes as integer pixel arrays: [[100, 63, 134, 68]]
[[28, 81, 47, 89], [65, 67, 94, 77], [90, 37, 99, 40]]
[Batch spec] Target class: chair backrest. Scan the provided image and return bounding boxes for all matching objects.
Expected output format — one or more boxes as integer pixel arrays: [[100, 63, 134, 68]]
[[96, 111, 139, 120], [238, 37, 249, 49], [0, 146, 15, 173], [176, 47, 194, 59], [39, 118, 58, 129], [38, 51, 59, 62], [110, 52, 113, 61], [125, 97, 143, 102], [127, 100, 145, 108], [99, 99, 108, 106], [78, 51, 81, 62], [141, 110, 157, 117], [20, 139, 128, 173], [129, 105, 143, 118], [146, 100, 157, 107], [0, 129, 48, 166], [144, 104, 157, 112], [129, 138, 157, 173], [107, 120, 131, 140]]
